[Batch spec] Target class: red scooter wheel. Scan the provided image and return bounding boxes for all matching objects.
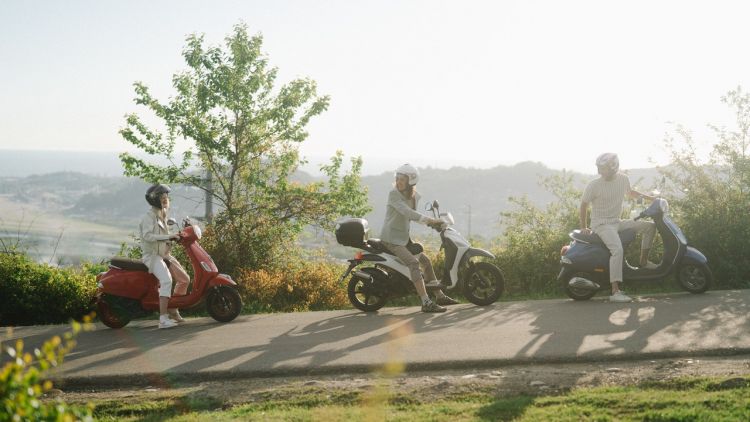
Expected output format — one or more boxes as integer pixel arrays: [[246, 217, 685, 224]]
[[97, 295, 131, 329], [206, 286, 242, 322]]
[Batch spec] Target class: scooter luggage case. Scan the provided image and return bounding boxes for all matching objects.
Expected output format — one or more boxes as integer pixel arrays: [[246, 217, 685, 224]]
[[335, 218, 369, 248]]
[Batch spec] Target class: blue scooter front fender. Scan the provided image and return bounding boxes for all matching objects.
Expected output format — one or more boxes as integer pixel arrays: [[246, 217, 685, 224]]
[[682, 246, 709, 266]]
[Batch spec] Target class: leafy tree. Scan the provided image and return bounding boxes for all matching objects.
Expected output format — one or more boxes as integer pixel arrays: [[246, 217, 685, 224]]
[[662, 86, 750, 288], [118, 23, 370, 272]]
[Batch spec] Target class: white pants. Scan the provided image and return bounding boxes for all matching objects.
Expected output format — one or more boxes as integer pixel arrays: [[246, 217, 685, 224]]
[[147, 255, 190, 298], [593, 219, 656, 283]]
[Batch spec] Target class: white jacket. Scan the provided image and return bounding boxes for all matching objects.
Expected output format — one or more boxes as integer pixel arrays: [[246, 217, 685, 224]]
[[139, 207, 173, 269]]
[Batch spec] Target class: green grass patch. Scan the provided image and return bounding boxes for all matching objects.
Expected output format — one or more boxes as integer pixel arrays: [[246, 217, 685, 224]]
[[86, 376, 750, 421]]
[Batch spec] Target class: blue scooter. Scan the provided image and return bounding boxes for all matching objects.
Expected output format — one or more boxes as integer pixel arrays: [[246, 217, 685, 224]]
[[558, 198, 712, 300]]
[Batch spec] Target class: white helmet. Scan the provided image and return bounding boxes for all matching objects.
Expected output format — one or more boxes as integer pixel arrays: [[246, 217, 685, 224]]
[[595, 153, 619, 173], [395, 163, 419, 186]]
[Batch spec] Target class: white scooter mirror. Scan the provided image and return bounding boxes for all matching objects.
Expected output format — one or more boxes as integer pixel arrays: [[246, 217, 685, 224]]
[[167, 218, 177, 226]]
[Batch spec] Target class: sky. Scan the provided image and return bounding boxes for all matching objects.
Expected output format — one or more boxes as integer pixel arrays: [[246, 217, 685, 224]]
[[1, 0, 749, 175]]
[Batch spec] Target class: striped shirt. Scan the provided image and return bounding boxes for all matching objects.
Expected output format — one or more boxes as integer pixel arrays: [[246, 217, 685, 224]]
[[581, 173, 631, 227]]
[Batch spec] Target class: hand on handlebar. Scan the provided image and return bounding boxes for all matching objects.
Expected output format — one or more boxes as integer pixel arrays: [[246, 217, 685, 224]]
[[427, 218, 444, 229], [169, 233, 182, 241]]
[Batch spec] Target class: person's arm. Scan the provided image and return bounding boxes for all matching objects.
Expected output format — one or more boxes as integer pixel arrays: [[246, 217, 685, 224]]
[[388, 190, 438, 224], [628, 188, 655, 202], [140, 213, 173, 242], [579, 181, 595, 234], [579, 201, 591, 234]]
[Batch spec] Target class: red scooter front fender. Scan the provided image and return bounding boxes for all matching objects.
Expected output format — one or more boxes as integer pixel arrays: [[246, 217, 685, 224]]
[[208, 273, 237, 287]]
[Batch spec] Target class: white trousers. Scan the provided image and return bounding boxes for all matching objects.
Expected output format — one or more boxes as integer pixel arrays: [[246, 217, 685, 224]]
[[593, 219, 656, 283], [147, 255, 190, 298]]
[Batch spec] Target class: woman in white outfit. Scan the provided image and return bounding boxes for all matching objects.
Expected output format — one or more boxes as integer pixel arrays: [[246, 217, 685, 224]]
[[140, 184, 190, 328]]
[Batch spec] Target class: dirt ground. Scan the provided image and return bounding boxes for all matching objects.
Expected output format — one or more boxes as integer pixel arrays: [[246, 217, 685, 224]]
[[56, 354, 750, 404]]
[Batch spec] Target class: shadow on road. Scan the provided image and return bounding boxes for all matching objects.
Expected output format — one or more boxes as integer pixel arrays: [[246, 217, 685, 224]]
[[517, 290, 749, 360]]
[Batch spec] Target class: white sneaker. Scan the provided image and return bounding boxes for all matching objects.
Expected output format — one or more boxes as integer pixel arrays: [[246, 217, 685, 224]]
[[609, 291, 633, 303], [159, 316, 178, 329], [168, 310, 185, 323], [424, 280, 442, 287]]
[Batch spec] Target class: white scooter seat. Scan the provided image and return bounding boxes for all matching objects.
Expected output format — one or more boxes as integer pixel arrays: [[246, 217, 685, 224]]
[[366, 239, 423, 256]]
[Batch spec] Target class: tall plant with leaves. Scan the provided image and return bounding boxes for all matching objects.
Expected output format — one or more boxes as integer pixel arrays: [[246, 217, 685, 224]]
[[495, 173, 582, 296], [119, 23, 370, 272], [662, 87, 750, 288]]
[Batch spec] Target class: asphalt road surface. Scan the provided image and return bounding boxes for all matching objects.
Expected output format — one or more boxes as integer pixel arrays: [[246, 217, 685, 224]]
[[2, 290, 748, 386]]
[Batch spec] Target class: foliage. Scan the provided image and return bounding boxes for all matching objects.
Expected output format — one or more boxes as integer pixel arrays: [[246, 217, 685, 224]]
[[1, 321, 93, 421], [118, 23, 370, 274], [662, 86, 750, 288], [493, 173, 582, 296], [0, 253, 97, 326], [236, 259, 349, 313], [87, 376, 750, 421]]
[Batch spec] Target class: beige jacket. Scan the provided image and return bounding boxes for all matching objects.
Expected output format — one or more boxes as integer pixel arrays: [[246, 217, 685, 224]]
[[139, 208, 173, 268], [380, 189, 429, 246]]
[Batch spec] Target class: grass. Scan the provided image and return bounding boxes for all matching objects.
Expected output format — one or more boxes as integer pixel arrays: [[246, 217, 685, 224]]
[[86, 376, 750, 421]]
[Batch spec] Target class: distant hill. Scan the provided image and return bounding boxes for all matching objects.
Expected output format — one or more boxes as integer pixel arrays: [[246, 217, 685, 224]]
[[0, 163, 664, 239]]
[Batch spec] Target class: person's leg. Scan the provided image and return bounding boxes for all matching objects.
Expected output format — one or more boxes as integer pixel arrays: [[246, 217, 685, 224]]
[[167, 257, 190, 295], [165, 257, 189, 322], [388, 244, 428, 300], [594, 223, 625, 295], [619, 220, 657, 266], [386, 243, 445, 312], [152, 258, 177, 328], [418, 253, 458, 305]]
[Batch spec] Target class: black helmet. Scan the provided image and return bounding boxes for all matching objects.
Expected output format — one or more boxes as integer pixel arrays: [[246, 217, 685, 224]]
[[145, 184, 171, 208]]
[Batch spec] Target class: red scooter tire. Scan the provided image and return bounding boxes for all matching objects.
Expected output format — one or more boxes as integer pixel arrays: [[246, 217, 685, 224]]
[[97, 295, 131, 329], [206, 286, 242, 322]]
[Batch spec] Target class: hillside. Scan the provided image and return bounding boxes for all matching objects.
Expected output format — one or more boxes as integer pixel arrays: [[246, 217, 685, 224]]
[[0, 163, 664, 263]]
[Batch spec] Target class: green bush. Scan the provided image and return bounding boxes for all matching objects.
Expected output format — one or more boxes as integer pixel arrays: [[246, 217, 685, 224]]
[[493, 173, 582, 297], [0, 253, 97, 326], [1, 322, 93, 421], [236, 260, 349, 313], [662, 87, 750, 289]]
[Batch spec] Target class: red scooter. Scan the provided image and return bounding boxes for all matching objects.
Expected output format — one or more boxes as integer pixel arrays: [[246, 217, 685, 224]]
[[95, 218, 242, 329]]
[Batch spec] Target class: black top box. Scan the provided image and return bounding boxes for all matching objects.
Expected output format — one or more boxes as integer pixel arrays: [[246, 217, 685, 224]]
[[335, 218, 369, 248]]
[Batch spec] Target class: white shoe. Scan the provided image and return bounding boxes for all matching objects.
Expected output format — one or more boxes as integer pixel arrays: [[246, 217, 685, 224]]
[[609, 291, 633, 303], [159, 316, 178, 329], [424, 280, 442, 287], [641, 261, 659, 270], [168, 310, 185, 323]]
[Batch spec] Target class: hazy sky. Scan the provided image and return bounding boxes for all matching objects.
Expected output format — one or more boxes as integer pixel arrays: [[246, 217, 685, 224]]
[[2, 0, 749, 174]]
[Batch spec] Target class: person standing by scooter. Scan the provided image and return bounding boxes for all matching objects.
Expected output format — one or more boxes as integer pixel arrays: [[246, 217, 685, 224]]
[[580, 153, 657, 303], [381, 164, 459, 313], [140, 184, 191, 328]]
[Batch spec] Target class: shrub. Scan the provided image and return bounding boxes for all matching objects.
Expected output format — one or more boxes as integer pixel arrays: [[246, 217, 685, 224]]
[[0, 253, 97, 326], [494, 173, 581, 297], [236, 260, 349, 313], [662, 87, 750, 288], [1, 321, 93, 421]]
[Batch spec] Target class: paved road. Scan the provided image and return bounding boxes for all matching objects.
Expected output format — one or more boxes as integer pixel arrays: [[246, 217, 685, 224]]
[[2, 290, 749, 386]]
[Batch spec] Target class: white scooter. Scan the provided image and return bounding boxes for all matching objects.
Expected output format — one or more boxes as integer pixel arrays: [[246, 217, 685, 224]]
[[335, 200, 504, 311]]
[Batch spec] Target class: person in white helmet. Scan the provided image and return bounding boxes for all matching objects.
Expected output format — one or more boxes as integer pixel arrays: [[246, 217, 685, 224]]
[[141, 184, 191, 328], [580, 153, 658, 303], [380, 164, 459, 312]]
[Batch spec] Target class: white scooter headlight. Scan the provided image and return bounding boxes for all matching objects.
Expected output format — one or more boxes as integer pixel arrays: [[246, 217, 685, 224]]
[[194, 224, 202, 239]]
